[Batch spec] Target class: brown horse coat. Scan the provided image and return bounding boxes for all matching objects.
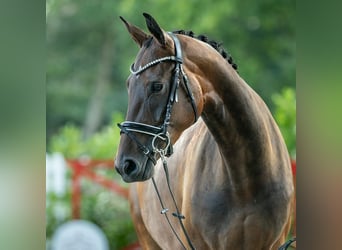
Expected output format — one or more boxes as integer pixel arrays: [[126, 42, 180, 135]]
[[115, 13, 294, 250]]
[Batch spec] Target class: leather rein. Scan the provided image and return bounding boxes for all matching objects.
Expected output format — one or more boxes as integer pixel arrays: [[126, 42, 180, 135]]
[[118, 33, 197, 249]]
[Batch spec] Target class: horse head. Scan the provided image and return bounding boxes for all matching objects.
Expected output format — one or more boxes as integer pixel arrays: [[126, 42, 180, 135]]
[[115, 13, 202, 182]]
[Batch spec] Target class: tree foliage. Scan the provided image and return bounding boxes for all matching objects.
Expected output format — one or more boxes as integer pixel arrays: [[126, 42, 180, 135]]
[[272, 88, 296, 158]]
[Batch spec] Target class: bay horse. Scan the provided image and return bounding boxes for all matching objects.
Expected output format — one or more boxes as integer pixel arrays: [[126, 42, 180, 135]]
[[115, 13, 294, 250]]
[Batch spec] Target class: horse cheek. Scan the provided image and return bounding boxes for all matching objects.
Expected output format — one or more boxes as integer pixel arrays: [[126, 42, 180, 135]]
[[154, 104, 166, 122], [148, 97, 166, 123]]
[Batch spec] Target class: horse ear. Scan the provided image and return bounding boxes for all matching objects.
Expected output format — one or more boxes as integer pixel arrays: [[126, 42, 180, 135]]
[[143, 13, 170, 47], [120, 16, 149, 47]]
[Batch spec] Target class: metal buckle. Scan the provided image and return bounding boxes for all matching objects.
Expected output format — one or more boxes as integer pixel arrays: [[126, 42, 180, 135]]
[[151, 132, 171, 155]]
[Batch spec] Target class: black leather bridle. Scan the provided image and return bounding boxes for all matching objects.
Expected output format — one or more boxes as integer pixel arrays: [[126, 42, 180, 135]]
[[118, 32, 198, 160]]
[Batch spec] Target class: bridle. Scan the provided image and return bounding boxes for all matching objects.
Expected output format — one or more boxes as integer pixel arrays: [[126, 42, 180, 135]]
[[118, 32, 198, 160], [118, 33, 197, 249]]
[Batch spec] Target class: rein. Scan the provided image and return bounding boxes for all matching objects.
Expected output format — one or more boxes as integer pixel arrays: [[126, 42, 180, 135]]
[[152, 150, 195, 250], [118, 33, 197, 249]]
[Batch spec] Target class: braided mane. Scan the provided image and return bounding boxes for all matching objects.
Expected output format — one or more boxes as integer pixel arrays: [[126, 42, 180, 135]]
[[173, 30, 238, 70]]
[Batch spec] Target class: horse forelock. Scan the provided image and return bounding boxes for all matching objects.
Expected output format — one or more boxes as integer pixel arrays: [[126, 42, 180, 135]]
[[173, 30, 238, 70]]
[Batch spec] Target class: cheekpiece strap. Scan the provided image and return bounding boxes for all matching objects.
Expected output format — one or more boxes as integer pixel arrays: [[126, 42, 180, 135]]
[[168, 32, 183, 63]]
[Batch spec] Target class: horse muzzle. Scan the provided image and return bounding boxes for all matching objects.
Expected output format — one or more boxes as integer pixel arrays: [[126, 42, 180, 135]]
[[115, 156, 155, 182], [115, 121, 173, 182]]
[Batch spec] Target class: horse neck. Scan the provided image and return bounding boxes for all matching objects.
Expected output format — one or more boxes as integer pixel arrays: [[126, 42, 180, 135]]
[[185, 40, 286, 194]]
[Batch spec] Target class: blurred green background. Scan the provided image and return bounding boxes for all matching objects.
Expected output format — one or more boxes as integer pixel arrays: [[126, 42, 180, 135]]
[[46, 0, 295, 249]]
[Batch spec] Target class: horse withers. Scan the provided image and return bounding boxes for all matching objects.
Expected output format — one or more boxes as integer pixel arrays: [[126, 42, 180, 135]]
[[115, 13, 294, 250]]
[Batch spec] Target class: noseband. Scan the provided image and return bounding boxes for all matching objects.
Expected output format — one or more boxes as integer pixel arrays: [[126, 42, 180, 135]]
[[118, 33, 198, 160]]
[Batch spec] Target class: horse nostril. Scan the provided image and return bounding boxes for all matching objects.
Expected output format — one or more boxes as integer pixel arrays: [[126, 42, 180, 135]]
[[123, 160, 137, 175]]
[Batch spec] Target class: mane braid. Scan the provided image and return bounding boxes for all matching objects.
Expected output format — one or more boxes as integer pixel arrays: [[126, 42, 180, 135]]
[[173, 30, 238, 70]]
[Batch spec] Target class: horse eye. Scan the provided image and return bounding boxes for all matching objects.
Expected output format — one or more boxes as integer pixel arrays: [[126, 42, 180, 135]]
[[151, 82, 163, 93]]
